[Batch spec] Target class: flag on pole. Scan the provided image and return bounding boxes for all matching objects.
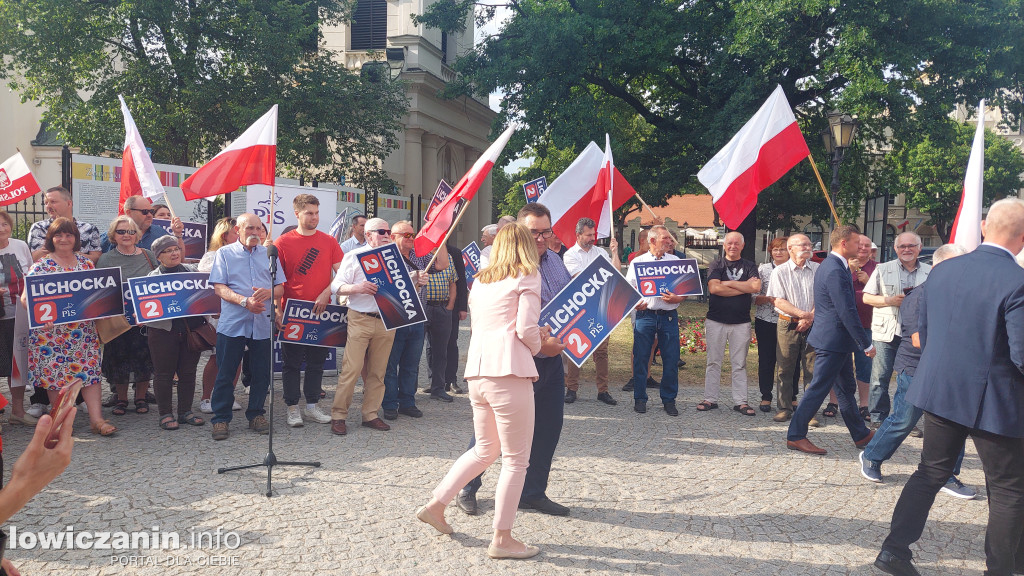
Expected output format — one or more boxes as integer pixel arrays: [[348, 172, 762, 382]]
[[0, 152, 42, 207], [697, 85, 809, 229], [593, 133, 615, 238], [414, 126, 515, 257], [118, 95, 166, 214], [181, 105, 278, 201], [329, 207, 350, 244], [950, 99, 985, 252], [537, 142, 636, 249]]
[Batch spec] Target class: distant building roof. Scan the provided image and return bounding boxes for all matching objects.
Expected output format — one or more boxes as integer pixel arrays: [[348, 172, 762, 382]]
[[638, 194, 716, 228]]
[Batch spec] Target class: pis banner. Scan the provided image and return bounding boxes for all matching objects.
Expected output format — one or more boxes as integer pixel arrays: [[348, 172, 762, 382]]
[[26, 267, 124, 329], [356, 244, 427, 330], [632, 258, 703, 297], [539, 257, 642, 367], [278, 298, 348, 348], [424, 180, 452, 222], [523, 176, 547, 204], [152, 218, 207, 260], [127, 272, 221, 324], [462, 242, 482, 289]]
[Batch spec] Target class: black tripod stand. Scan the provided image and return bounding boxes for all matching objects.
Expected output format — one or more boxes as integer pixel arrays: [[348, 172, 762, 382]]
[[218, 244, 320, 497]]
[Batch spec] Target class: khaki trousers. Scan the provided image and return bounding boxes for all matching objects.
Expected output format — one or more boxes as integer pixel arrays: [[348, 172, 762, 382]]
[[332, 311, 397, 422], [775, 318, 815, 410], [566, 340, 609, 393]]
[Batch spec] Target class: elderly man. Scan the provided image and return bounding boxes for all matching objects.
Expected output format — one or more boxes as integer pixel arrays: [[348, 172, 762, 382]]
[[863, 232, 930, 426], [208, 213, 286, 441], [339, 214, 366, 254], [478, 223, 498, 267], [102, 195, 184, 253], [562, 217, 620, 406], [699, 231, 760, 416], [28, 186, 103, 263], [767, 234, 820, 424]]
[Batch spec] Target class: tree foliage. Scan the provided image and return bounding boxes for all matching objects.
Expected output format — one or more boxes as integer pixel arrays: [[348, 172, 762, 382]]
[[0, 0, 408, 193]]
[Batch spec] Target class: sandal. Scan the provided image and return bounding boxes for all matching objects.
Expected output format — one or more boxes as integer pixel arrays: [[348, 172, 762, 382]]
[[160, 415, 179, 431], [134, 399, 150, 414], [734, 404, 756, 416], [90, 420, 118, 436], [177, 411, 205, 426], [859, 406, 871, 421], [822, 403, 839, 418], [696, 401, 719, 411], [111, 401, 128, 416]]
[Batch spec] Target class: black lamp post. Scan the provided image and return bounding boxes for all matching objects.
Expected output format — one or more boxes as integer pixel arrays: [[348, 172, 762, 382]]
[[820, 111, 859, 230], [682, 221, 689, 259]]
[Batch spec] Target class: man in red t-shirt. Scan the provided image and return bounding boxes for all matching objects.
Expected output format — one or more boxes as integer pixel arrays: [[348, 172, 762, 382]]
[[274, 194, 343, 428]]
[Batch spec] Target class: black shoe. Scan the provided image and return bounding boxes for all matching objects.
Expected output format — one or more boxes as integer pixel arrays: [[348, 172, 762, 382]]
[[398, 406, 423, 418], [622, 378, 634, 392], [634, 400, 647, 414], [678, 359, 686, 368], [456, 490, 478, 516], [873, 550, 921, 576], [597, 392, 617, 406], [519, 496, 570, 516], [102, 393, 119, 408], [430, 391, 454, 403], [449, 383, 464, 394], [646, 377, 659, 388], [564, 389, 577, 404], [663, 401, 679, 416], [382, 409, 398, 420]]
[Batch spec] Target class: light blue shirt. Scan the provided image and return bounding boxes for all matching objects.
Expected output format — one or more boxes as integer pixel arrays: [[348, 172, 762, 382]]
[[209, 242, 286, 340]]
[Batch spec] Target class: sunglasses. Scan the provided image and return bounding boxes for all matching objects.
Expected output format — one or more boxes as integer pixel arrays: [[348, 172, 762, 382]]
[[130, 208, 156, 216], [392, 232, 415, 239], [369, 229, 391, 236], [115, 229, 137, 236]]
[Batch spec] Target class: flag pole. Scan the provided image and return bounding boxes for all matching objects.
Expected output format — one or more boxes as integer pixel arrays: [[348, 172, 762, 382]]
[[424, 200, 472, 271], [806, 154, 841, 225], [634, 193, 659, 220], [163, 194, 179, 220]]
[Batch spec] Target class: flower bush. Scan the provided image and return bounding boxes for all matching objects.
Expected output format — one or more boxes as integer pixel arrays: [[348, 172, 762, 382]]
[[679, 318, 707, 354]]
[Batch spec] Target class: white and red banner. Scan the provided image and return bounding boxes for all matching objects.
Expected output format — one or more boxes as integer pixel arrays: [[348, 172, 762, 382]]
[[950, 99, 985, 252], [697, 85, 809, 229], [117, 95, 166, 214], [181, 105, 278, 201], [0, 152, 42, 206]]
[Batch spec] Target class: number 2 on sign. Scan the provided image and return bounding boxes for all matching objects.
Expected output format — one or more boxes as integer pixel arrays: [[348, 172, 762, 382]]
[[284, 323, 303, 341], [639, 280, 657, 296], [33, 302, 55, 325], [141, 300, 164, 319], [565, 328, 592, 358]]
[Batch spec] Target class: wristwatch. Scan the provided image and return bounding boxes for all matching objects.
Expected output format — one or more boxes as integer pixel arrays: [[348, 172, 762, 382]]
[[240, 297, 249, 310]]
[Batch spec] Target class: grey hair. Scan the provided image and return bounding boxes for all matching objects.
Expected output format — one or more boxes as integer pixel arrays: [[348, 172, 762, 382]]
[[932, 243, 966, 265], [482, 224, 498, 236], [576, 218, 596, 235]]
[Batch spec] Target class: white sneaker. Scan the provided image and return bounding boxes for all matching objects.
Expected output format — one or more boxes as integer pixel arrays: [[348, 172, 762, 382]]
[[286, 405, 304, 428], [76, 402, 88, 415], [26, 403, 47, 418], [232, 400, 242, 411], [304, 404, 332, 424], [199, 399, 213, 414]]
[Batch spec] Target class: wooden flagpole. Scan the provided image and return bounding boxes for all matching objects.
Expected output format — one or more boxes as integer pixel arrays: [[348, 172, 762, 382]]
[[423, 198, 472, 272], [266, 184, 276, 239], [806, 154, 841, 225], [634, 193, 659, 220]]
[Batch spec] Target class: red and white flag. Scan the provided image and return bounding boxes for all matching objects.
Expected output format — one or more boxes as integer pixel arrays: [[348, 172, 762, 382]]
[[118, 95, 166, 214], [950, 99, 985, 252], [414, 126, 515, 256], [697, 85, 809, 228], [0, 152, 42, 207], [537, 141, 636, 248], [181, 105, 277, 201]]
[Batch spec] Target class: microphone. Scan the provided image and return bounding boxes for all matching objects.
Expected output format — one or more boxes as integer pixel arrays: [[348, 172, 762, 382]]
[[266, 244, 278, 259]]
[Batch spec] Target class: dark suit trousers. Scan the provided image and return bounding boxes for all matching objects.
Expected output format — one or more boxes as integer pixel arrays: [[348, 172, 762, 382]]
[[444, 309, 462, 385], [463, 355, 566, 500], [882, 412, 1024, 575], [787, 348, 869, 442]]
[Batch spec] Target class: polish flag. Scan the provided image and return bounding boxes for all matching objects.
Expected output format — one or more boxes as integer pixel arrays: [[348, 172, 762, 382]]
[[181, 105, 277, 200], [414, 126, 515, 257], [950, 99, 985, 252], [0, 152, 42, 207], [537, 141, 636, 248], [117, 96, 166, 214], [697, 85, 809, 228]]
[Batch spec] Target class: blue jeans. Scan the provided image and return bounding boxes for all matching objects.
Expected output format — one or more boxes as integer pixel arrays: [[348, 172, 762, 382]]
[[632, 310, 680, 403], [211, 334, 271, 425], [869, 337, 901, 422], [853, 327, 873, 383], [863, 371, 964, 476], [382, 323, 425, 411]]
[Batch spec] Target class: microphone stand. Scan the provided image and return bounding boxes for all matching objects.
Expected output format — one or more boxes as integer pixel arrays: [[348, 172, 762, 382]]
[[218, 244, 320, 497]]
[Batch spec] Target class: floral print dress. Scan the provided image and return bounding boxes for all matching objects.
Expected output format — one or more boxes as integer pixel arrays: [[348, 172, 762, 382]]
[[27, 253, 102, 391]]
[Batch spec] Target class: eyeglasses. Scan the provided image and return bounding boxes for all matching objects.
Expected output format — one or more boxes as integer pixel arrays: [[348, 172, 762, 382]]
[[369, 229, 391, 236], [392, 232, 415, 239], [130, 208, 156, 216], [530, 229, 554, 239], [160, 247, 182, 254], [896, 244, 920, 250], [114, 229, 137, 236]]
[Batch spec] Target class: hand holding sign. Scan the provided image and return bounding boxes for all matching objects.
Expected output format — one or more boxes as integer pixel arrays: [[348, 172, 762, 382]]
[[539, 325, 565, 356], [352, 281, 378, 295], [170, 217, 184, 237]]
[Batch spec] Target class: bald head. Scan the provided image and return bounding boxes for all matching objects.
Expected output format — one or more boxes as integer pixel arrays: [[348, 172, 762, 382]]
[[235, 213, 263, 247], [723, 231, 744, 261], [982, 198, 1024, 255]]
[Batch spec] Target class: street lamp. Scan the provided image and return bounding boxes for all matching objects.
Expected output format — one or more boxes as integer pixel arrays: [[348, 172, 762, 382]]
[[820, 111, 858, 230], [681, 221, 689, 259]]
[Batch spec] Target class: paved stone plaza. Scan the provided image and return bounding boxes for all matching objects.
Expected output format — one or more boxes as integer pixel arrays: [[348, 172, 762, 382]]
[[0, 325, 991, 575]]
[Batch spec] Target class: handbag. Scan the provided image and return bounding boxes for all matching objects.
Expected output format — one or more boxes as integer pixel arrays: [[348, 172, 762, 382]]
[[184, 319, 217, 352], [95, 315, 132, 344]]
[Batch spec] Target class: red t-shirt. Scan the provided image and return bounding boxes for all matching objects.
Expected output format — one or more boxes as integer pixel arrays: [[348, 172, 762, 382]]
[[274, 230, 343, 302]]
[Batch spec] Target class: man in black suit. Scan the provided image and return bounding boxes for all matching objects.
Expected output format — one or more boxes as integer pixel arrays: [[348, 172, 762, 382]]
[[874, 198, 1024, 576], [787, 224, 876, 455]]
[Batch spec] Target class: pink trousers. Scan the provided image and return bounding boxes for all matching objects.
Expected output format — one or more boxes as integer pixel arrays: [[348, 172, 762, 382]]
[[432, 375, 535, 530]]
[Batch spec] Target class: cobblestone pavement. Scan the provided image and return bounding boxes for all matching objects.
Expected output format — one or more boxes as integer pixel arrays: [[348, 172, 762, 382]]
[[0, 323, 991, 575]]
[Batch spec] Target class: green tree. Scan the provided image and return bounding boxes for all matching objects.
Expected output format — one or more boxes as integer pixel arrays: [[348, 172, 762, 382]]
[[0, 0, 408, 193]]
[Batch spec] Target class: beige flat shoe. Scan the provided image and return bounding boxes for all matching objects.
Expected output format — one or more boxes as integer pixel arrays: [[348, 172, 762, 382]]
[[9, 413, 38, 427], [416, 506, 453, 535], [487, 543, 540, 559]]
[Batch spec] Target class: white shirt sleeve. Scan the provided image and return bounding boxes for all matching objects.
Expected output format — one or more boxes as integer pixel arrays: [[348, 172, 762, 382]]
[[863, 267, 882, 296]]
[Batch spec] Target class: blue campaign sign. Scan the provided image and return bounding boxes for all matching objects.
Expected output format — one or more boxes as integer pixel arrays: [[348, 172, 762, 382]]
[[26, 267, 124, 329], [277, 298, 348, 349], [127, 272, 221, 324], [539, 257, 642, 367], [462, 242, 482, 289], [424, 180, 453, 222], [523, 176, 547, 204], [152, 219, 207, 260], [633, 258, 703, 297], [356, 244, 427, 330]]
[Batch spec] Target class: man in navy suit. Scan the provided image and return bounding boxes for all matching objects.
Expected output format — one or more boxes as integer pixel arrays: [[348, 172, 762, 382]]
[[875, 198, 1024, 576], [787, 224, 876, 455]]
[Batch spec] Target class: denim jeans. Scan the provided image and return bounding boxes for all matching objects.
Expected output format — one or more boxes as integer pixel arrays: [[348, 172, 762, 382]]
[[632, 310, 679, 403], [211, 334, 271, 425], [382, 323, 425, 411], [868, 336, 901, 423]]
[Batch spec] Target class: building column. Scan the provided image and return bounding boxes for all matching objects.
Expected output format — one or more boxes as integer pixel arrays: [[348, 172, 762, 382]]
[[421, 133, 440, 225], [404, 128, 423, 224], [464, 148, 484, 249]]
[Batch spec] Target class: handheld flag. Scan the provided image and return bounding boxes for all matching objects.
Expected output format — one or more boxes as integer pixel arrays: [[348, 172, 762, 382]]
[[0, 152, 42, 207], [181, 105, 278, 201], [950, 99, 985, 251], [117, 96, 166, 214]]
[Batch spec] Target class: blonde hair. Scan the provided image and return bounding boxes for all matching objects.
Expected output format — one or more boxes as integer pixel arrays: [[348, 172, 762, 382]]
[[106, 215, 139, 243], [208, 217, 236, 252], [475, 223, 539, 284]]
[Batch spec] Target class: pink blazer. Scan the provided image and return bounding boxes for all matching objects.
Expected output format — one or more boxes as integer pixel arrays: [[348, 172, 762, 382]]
[[464, 272, 543, 381]]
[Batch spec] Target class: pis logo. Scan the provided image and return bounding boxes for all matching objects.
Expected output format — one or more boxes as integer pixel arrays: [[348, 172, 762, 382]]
[[360, 255, 382, 274], [0, 169, 9, 190]]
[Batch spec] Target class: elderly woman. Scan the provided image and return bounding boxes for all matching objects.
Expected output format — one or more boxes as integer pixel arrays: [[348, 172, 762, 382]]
[[96, 215, 156, 416], [0, 210, 35, 425], [23, 218, 113, 436], [198, 218, 240, 413], [146, 235, 206, 430], [754, 236, 789, 412]]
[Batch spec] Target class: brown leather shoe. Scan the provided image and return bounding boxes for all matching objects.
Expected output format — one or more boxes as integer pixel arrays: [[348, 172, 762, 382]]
[[787, 438, 827, 455], [331, 419, 347, 436], [362, 418, 391, 431], [855, 429, 875, 449]]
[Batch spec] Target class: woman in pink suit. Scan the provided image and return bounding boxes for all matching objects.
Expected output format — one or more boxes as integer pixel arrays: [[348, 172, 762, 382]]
[[417, 223, 549, 559]]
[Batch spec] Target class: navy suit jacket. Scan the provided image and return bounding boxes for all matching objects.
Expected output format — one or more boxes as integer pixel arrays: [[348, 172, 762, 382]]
[[907, 244, 1024, 437], [807, 253, 873, 354]]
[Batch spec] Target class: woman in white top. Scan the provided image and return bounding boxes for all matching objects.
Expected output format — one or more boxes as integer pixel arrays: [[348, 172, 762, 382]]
[[0, 211, 35, 425]]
